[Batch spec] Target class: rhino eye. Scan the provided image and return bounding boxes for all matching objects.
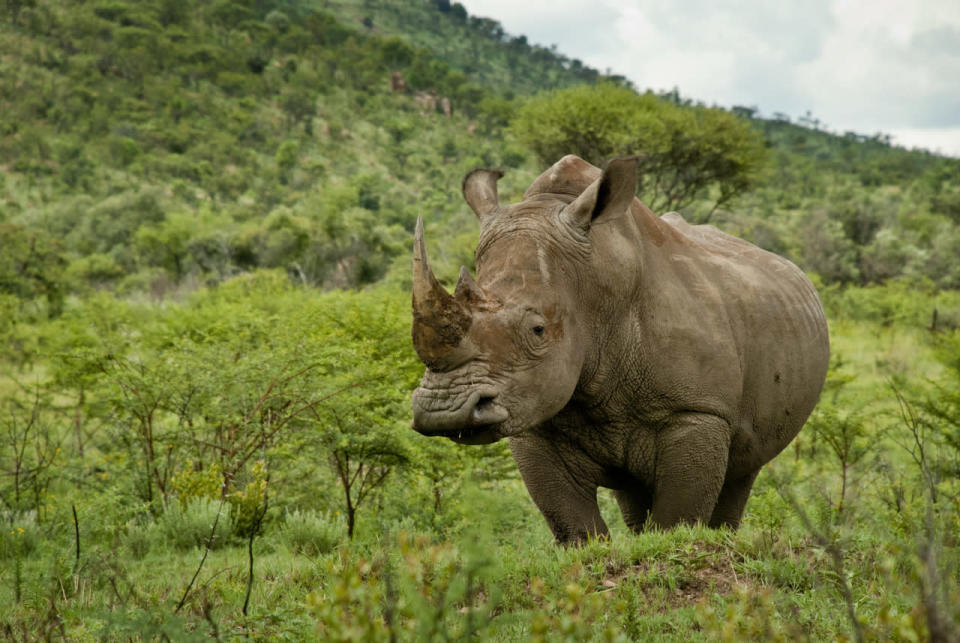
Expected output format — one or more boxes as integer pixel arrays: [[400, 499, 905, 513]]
[[532, 325, 545, 337]]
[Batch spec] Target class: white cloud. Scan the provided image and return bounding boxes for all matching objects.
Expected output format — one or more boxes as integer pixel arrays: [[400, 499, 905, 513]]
[[888, 127, 960, 157], [458, 0, 624, 62], [795, 0, 960, 132], [460, 0, 960, 156]]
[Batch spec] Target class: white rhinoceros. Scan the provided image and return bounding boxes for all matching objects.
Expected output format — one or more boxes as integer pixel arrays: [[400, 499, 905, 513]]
[[411, 155, 829, 544]]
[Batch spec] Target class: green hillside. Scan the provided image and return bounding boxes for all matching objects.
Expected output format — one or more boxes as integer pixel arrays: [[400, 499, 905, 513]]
[[2, 0, 959, 639], [3, 0, 960, 310], [318, 0, 624, 92]]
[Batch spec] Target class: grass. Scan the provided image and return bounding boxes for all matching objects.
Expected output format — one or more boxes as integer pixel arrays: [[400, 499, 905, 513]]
[[2, 290, 958, 640], [1, 465, 950, 640], [1, 502, 931, 640]]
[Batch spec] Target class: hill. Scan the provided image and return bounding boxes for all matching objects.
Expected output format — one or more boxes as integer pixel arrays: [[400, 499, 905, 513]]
[[318, 0, 625, 92], [2, 0, 960, 315]]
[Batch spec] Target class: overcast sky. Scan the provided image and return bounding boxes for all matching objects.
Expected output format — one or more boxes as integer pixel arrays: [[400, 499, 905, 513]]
[[460, 0, 960, 157]]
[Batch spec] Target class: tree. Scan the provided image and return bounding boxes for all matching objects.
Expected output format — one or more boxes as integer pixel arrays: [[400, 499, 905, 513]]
[[378, 36, 414, 71], [307, 291, 420, 538], [320, 407, 409, 539], [450, 2, 467, 22], [510, 83, 767, 217], [731, 105, 757, 120], [134, 214, 193, 282], [73, 272, 343, 510], [279, 88, 316, 134], [0, 224, 67, 317], [0, 389, 61, 518], [274, 139, 299, 184], [2, 0, 36, 26], [798, 210, 861, 284]]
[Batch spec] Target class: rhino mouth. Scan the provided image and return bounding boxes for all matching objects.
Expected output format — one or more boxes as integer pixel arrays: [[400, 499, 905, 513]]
[[411, 388, 509, 444], [433, 423, 501, 445]]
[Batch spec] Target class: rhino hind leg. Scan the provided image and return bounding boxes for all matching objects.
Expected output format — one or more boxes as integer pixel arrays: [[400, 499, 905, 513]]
[[613, 486, 653, 533], [708, 470, 760, 529]]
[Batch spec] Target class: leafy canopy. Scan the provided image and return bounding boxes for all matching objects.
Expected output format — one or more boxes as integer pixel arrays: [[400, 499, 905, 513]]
[[510, 83, 768, 216]]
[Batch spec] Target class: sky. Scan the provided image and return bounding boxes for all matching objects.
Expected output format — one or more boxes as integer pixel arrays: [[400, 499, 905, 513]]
[[460, 0, 960, 157]]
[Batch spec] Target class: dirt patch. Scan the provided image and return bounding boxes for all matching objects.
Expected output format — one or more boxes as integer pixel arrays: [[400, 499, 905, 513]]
[[601, 542, 755, 609]]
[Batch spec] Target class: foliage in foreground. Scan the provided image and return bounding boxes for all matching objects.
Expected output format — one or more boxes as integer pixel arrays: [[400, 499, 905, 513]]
[[1, 279, 959, 640]]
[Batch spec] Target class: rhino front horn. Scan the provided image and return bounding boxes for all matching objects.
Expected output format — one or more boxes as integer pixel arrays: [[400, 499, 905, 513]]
[[462, 168, 503, 222], [412, 216, 471, 370]]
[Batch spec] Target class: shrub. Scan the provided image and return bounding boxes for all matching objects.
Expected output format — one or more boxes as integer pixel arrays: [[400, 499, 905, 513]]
[[278, 509, 343, 556], [156, 498, 233, 551], [0, 511, 39, 560], [229, 459, 268, 538], [125, 522, 153, 560], [170, 462, 224, 508]]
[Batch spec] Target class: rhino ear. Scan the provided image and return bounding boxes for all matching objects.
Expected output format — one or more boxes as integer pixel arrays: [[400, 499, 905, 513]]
[[561, 157, 637, 234], [462, 168, 503, 223]]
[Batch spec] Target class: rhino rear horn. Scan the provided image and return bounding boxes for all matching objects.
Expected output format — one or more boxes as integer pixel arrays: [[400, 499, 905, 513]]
[[462, 168, 503, 222], [412, 216, 471, 370], [454, 266, 484, 306], [561, 157, 638, 233]]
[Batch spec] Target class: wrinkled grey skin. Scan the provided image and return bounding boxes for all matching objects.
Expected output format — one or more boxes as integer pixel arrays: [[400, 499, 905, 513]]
[[410, 155, 829, 544]]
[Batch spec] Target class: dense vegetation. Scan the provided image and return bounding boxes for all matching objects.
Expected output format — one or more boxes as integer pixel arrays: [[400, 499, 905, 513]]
[[2, 0, 960, 639]]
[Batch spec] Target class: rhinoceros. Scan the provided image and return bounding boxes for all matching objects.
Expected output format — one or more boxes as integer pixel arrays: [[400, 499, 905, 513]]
[[410, 155, 829, 544]]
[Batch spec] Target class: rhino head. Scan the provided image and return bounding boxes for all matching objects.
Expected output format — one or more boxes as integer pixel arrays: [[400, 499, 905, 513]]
[[410, 156, 638, 444]]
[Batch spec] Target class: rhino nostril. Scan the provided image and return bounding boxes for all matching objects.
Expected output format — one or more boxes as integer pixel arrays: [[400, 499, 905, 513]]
[[472, 395, 508, 425]]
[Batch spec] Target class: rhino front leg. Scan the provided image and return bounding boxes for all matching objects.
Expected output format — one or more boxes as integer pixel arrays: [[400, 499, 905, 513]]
[[652, 414, 731, 528], [509, 435, 608, 545]]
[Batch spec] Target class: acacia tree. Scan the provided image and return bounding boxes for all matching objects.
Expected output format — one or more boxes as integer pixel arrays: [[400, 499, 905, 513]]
[[307, 290, 420, 538], [320, 408, 409, 539], [67, 272, 339, 510], [0, 389, 61, 519], [510, 83, 767, 219]]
